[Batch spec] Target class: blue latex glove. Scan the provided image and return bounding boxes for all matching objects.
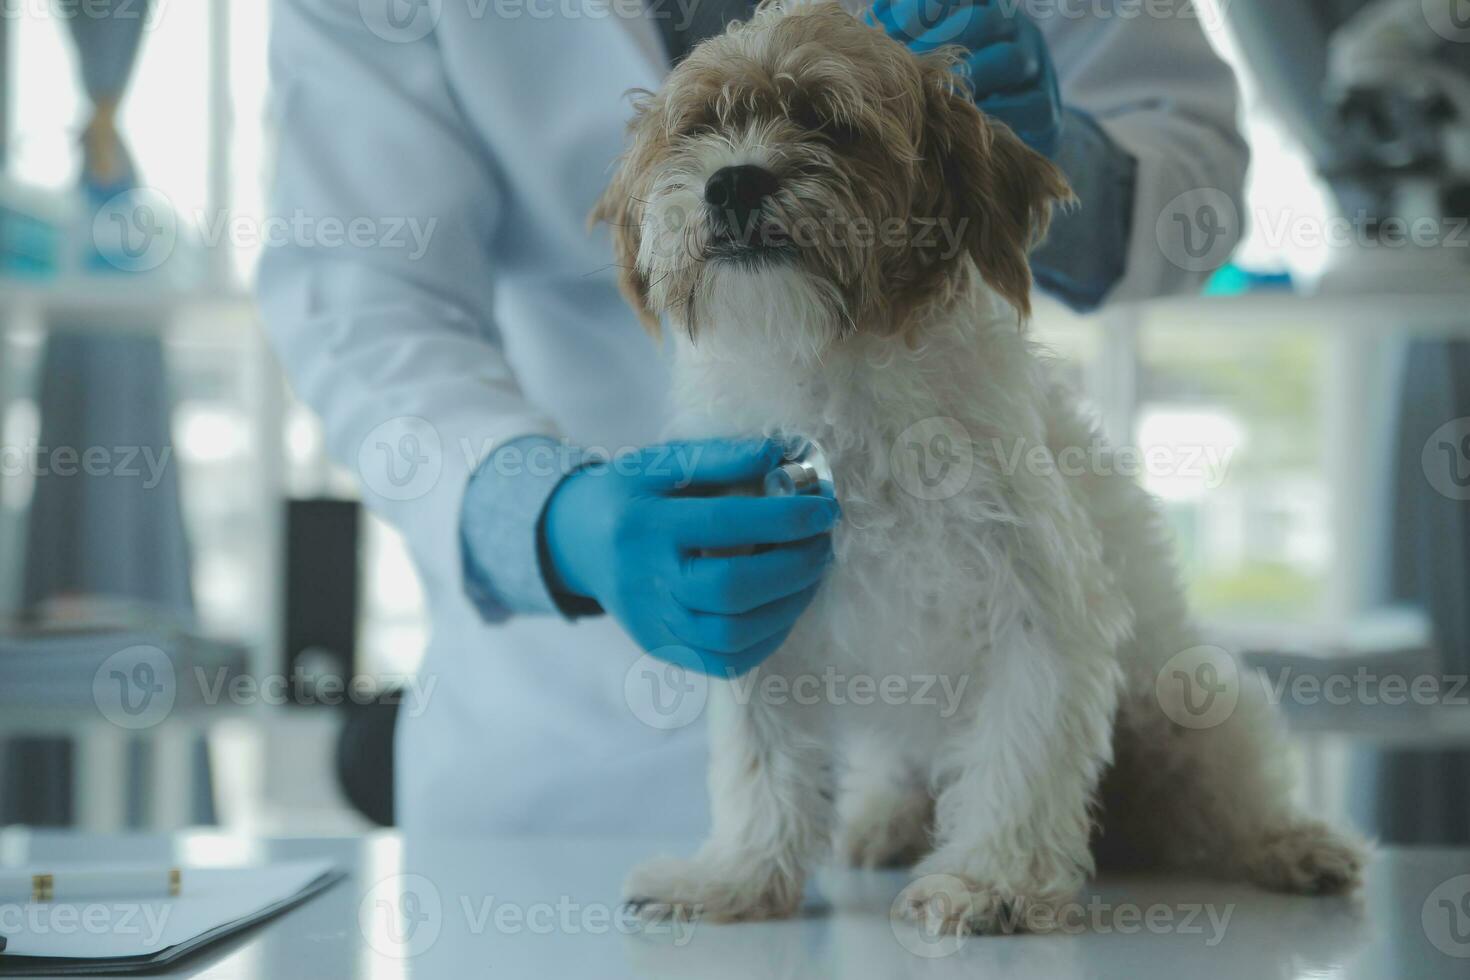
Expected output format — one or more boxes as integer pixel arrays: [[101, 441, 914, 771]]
[[542, 439, 839, 678], [868, 0, 1063, 159]]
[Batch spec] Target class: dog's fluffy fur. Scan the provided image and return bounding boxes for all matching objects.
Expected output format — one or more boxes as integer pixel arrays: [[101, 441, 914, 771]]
[[594, 0, 1365, 934]]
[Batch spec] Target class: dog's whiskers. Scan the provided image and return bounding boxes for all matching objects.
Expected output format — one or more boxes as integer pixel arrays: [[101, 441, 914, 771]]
[[581, 262, 639, 277]]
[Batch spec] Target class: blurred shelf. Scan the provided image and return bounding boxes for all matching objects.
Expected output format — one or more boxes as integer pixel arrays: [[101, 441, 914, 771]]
[[0, 280, 257, 331], [1283, 703, 1470, 747], [1209, 607, 1433, 660], [1121, 290, 1470, 337]]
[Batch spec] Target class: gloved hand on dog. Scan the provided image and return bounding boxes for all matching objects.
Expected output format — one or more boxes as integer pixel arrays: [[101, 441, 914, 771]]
[[541, 439, 840, 678], [868, 0, 1063, 159]]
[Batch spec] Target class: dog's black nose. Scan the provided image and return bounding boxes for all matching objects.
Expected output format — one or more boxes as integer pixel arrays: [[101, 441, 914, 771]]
[[704, 165, 779, 232]]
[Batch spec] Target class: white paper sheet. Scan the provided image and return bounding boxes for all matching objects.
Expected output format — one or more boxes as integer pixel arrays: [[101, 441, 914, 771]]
[[0, 860, 336, 959]]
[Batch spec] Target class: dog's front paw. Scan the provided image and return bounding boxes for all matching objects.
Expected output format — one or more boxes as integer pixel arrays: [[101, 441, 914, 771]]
[[1243, 821, 1368, 895], [894, 872, 1071, 936], [624, 854, 803, 924]]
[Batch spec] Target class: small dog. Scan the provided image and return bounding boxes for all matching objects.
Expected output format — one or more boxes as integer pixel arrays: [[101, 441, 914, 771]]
[[593, 0, 1364, 934]]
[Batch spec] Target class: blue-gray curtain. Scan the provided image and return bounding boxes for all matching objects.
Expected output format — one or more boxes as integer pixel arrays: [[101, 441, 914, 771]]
[[1352, 339, 1470, 844], [23, 0, 189, 615], [21, 329, 192, 611]]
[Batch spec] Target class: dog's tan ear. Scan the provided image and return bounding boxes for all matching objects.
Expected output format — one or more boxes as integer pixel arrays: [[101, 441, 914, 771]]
[[590, 103, 661, 337], [920, 68, 1073, 320]]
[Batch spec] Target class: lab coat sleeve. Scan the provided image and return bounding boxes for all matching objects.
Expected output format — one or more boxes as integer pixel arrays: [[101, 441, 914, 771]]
[[460, 436, 602, 620], [1037, 2, 1250, 305], [257, 0, 560, 619], [1030, 107, 1138, 311]]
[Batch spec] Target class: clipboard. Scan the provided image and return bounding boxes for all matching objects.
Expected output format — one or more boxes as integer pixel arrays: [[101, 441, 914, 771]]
[[0, 861, 344, 975]]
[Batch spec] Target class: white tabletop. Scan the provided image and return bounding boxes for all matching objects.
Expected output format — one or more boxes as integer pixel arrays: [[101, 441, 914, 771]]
[[2, 831, 1467, 978]]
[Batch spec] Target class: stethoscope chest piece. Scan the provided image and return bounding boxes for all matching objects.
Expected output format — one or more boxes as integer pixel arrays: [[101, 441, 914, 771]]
[[764, 437, 834, 497]]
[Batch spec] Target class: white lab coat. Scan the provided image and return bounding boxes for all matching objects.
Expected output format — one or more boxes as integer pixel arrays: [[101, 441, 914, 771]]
[[259, 0, 1247, 834]]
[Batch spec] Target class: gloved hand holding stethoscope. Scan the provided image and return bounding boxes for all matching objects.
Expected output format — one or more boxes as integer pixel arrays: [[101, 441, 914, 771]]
[[539, 439, 840, 679]]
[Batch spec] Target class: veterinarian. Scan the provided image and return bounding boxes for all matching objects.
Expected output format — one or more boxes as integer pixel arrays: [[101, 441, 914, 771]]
[[259, 0, 1248, 834]]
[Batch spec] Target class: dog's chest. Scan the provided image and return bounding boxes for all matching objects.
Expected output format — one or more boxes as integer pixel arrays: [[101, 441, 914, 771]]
[[667, 342, 1018, 670], [804, 454, 1002, 663]]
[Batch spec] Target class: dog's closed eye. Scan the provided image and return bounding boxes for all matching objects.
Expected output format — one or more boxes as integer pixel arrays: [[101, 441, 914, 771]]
[[815, 116, 863, 145], [784, 98, 864, 145]]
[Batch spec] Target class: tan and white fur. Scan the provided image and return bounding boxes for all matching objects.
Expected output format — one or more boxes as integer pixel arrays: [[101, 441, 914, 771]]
[[593, 0, 1365, 935]]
